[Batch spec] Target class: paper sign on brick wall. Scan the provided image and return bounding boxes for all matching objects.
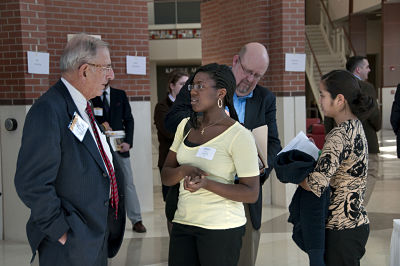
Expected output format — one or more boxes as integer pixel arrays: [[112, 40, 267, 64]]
[[126, 55, 146, 75], [27, 51, 49, 75], [285, 53, 306, 72]]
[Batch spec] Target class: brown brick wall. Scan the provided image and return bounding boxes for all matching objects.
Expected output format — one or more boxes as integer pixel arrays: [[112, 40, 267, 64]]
[[201, 0, 305, 95], [0, 0, 150, 105]]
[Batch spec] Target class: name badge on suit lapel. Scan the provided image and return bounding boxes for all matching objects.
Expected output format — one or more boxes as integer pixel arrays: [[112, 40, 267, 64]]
[[68, 112, 89, 142], [94, 107, 103, 116]]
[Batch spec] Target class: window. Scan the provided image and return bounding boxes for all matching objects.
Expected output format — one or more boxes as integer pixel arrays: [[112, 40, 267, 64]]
[[154, 0, 201, 24]]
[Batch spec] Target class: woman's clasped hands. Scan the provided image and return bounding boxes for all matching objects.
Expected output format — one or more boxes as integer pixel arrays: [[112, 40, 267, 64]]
[[181, 165, 208, 193]]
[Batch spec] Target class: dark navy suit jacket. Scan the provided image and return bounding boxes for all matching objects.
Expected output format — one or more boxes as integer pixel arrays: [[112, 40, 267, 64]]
[[14, 80, 125, 265], [91, 87, 134, 158], [165, 76, 281, 230], [391, 84, 400, 158], [274, 150, 329, 266]]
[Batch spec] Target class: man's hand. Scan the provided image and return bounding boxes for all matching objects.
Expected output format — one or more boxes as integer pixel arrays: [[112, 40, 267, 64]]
[[119, 142, 130, 153], [58, 232, 67, 245], [102, 122, 112, 131]]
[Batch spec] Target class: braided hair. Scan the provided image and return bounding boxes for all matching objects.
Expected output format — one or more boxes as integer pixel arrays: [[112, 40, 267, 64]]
[[189, 63, 238, 128]]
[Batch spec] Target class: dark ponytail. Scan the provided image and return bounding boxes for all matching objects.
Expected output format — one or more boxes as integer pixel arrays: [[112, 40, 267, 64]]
[[321, 70, 375, 120], [189, 63, 238, 128]]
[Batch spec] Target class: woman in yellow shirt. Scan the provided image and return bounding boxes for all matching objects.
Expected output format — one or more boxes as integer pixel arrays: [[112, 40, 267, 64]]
[[161, 63, 260, 266]]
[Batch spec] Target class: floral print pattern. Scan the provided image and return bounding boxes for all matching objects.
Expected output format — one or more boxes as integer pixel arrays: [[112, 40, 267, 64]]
[[306, 119, 369, 230]]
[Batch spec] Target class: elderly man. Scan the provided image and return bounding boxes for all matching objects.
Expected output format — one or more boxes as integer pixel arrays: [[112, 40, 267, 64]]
[[15, 33, 125, 266], [165, 42, 281, 266]]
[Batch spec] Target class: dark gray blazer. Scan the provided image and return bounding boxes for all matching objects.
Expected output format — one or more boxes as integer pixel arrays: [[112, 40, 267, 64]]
[[14, 80, 125, 266], [165, 80, 281, 230]]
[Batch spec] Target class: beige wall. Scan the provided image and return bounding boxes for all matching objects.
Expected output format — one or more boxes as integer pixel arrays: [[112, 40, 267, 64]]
[[354, 0, 381, 13], [329, 0, 349, 21], [149, 38, 202, 63], [329, 0, 380, 21], [0, 106, 31, 241]]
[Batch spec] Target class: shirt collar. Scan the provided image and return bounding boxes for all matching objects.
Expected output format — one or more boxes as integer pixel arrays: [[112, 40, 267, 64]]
[[105, 85, 110, 94], [168, 93, 175, 102], [61, 77, 88, 111], [234, 91, 254, 101], [353, 74, 362, 80]]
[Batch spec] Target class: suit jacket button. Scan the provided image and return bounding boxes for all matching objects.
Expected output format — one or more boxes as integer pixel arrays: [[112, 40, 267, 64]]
[[105, 200, 109, 206], [103, 172, 107, 177]]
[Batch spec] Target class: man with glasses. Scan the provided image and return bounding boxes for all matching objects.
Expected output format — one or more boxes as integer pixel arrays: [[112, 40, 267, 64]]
[[92, 84, 147, 233], [165, 42, 281, 266], [15, 33, 125, 266]]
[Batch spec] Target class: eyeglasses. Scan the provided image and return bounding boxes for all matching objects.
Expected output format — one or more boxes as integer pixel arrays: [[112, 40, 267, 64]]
[[87, 63, 113, 73], [238, 57, 262, 80], [188, 84, 204, 91]]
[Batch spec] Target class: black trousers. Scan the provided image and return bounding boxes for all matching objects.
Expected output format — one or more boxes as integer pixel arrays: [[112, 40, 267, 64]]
[[325, 224, 369, 266], [169, 222, 245, 266]]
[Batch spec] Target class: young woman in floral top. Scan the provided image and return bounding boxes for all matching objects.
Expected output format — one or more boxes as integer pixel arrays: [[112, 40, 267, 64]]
[[300, 70, 375, 265]]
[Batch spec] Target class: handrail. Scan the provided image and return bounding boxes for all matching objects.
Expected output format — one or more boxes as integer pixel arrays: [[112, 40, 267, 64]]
[[319, 0, 356, 56], [319, 0, 335, 31], [341, 26, 356, 55], [305, 33, 322, 77]]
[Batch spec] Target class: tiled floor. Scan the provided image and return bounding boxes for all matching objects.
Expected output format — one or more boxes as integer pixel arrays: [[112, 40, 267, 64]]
[[1, 130, 400, 266]]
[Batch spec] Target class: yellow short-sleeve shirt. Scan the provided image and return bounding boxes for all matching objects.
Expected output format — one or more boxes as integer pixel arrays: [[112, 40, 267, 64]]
[[170, 118, 259, 229]]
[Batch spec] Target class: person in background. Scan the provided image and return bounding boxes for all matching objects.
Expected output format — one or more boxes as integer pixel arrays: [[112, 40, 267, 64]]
[[325, 55, 381, 205], [154, 69, 189, 234], [390, 83, 400, 158], [164, 43, 281, 266], [14, 33, 125, 266], [161, 63, 260, 266], [92, 84, 147, 233], [300, 70, 374, 265]]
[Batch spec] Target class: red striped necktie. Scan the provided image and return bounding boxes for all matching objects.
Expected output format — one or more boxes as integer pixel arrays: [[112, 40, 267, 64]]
[[86, 102, 119, 219]]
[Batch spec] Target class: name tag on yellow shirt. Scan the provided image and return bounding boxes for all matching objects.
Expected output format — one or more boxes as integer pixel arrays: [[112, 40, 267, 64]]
[[196, 147, 216, 160]]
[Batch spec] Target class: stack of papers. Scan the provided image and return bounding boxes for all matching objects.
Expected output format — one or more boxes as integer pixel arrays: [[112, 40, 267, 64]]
[[278, 131, 320, 160], [105, 130, 125, 152]]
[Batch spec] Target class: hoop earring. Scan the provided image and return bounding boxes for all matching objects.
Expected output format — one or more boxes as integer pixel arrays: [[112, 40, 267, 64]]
[[217, 98, 223, 108]]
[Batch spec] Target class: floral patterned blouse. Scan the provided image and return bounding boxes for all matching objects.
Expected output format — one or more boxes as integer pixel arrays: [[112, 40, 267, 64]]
[[306, 119, 369, 230]]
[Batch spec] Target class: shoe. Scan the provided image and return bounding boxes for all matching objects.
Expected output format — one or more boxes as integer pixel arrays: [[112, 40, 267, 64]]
[[132, 221, 147, 233]]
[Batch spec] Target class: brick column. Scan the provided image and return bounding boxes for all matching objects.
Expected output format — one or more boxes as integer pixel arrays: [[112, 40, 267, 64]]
[[0, 0, 150, 104], [201, 0, 306, 207], [0, 0, 48, 105], [201, 0, 305, 96]]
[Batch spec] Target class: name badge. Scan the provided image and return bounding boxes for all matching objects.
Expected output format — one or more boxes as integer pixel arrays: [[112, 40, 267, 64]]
[[68, 112, 89, 142], [196, 147, 216, 160], [94, 107, 103, 116]]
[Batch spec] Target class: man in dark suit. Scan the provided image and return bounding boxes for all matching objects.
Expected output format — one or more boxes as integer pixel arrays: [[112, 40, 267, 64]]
[[91, 85, 146, 233], [325, 56, 381, 205], [14, 33, 125, 266], [390, 84, 400, 158], [165, 42, 281, 266]]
